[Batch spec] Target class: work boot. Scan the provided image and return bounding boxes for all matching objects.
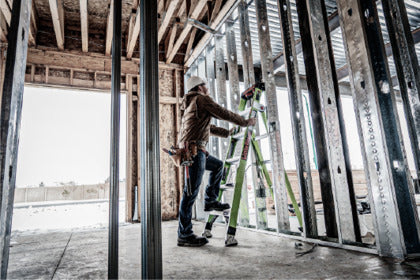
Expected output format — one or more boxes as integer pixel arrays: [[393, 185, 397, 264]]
[[204, 201, 230, 212], [177, 234, 208, 247]]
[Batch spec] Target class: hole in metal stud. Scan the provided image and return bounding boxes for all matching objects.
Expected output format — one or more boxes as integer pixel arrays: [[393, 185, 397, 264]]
[[327, 98, 332, 104], [318, 35, 322, 41], [408, 81, 413, 89], [347, 8, 352, 16], [337, 166, 341, 174], [361, 80, 366, 89], [364, 9, 370, 18]]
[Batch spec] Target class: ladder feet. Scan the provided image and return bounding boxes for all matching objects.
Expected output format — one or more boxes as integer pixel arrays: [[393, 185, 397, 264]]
[[202, 229, 213, 238], [225, 234, 238, 247]]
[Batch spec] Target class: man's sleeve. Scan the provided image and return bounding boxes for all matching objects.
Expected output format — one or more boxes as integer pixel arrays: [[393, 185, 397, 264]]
[[210, 124, 229, 138], [199, 95, 248, 127]]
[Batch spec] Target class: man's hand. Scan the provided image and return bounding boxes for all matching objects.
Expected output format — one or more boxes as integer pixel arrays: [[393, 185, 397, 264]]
[[229, 127, 240, 136], [246, 118, 257, 126]]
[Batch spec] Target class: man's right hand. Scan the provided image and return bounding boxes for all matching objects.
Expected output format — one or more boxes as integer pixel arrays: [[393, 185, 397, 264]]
[[246, 118, 257, 126]]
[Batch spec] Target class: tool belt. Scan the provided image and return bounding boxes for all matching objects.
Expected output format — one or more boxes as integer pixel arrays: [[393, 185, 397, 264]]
[[162, 140, 208, 167]]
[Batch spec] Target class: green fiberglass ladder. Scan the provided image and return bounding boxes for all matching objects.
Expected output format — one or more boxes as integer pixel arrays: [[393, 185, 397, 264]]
[[202, 83, 302, 246]]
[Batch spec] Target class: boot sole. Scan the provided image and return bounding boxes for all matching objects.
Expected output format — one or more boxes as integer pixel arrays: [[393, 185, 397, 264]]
[[204, 207, 230, 212], [177, 241, 208, 247]]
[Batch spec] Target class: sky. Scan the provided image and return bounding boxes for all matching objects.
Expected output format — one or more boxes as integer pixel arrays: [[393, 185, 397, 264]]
[[16, 86, 126, 188]]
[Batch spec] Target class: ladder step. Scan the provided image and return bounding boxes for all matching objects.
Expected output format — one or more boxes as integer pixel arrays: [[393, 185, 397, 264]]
[[206, 209, 230, 217], [238, 108, 251, 117], [253, 160, 271, 165], [254, 134, 268, 141], [220, 183, 234, 191], [225, 156, 241, 164], [232, 130, 246, 140]]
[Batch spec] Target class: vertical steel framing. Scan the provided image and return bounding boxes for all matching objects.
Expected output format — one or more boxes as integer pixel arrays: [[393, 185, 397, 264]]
[[108, 0, 121, 278], [214, 36, 230, 158], [255, 0, 290, 231], [238, 0, 269, 230], [381, 0, 420, 183], [295, 0, 337, 238], [0, 0, 31, 278], [139, 0, 163, 277], [297, 0, 357, 243], [205, 44, 220, 159], [225, 17, 250, 227], [336, 0, 420, 257], [276, 0, 317, 238]]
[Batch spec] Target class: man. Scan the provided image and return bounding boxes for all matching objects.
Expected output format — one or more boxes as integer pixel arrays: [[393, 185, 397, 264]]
[[177, 76, 256, 247]]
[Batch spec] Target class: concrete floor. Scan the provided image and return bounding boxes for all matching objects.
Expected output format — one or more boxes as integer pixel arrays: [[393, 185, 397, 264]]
[[7, 220, 420, 279]]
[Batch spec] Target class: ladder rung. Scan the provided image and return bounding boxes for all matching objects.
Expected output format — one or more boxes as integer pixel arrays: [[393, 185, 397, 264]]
[[255, 134, 268, 141], [238, 108, 251, 117], [220, 183, 234, 191], [206, 210, 230, 217], [232, 130, 246, 140], [225, 156, 241, 164], [253, 160, 271, 165]]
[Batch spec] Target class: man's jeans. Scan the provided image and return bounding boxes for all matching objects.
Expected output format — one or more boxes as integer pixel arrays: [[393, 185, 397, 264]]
[[178, 150, 224, 238]]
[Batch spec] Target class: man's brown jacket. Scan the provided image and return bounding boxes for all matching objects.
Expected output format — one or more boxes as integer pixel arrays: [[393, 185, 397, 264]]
[[179, 91, 248, 146]]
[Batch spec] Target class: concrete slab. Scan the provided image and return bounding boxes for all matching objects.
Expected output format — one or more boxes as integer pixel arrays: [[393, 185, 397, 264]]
[[7, 221, 420, 279]]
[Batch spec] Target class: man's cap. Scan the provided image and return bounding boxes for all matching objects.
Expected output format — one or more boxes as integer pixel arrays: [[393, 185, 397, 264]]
[[186, 76, 207, 92]]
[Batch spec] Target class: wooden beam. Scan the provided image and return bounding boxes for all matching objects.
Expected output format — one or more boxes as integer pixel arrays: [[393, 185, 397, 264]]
[[26, 48, 183, 76], [80, 0, 88, 52], [210, 0, 222, 22], [48, 0, 65, 50], [166, 0, 207, 64], [127, 6, 140, 59], [158, 0, 181, 44], [166, 24, 178, 59], [185, 0, 237, 67], [28, 1, 38, 46], [0, 13, 7, 42], [105, 0, 114, 56], [158, 0, 165, 15], [184, 27, 196, 62], [0, 1, 11, 24]]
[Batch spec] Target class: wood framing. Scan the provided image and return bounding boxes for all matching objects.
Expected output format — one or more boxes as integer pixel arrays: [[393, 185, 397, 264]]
[[80, 0, 88, 52], [48, 0, 65, 50], [165, 0, 207, 64], [105, 0, 114, 56], [126, 6, 140, 59], [184, 0, 237, 67], [158, 0, 181, 44]]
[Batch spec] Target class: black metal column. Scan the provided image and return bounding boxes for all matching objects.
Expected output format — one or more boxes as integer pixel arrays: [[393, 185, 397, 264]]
[[381, 0, 420, 186], [360, 0, 420, 255], [108, 0, 121, 278], [276, 0, 317, 238], [336, 0, 420, 257], [139, 0, 162, 278], [0, 0, 32, 278], [295, 0, 337, 238]]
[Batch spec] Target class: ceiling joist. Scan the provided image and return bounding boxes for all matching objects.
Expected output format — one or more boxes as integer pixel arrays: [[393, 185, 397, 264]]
[[126, 6, 140, 59], [158, 0, 181, 44], [79, 0, 88, 53], [185, 0, 237, 67], [166, 0, 208, 64], [48, 0, 65, 50], [105, 0, 114, 56]]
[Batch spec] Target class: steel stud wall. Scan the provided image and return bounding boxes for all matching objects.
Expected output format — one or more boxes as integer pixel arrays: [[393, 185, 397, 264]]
[[184, 0, 420, 259]]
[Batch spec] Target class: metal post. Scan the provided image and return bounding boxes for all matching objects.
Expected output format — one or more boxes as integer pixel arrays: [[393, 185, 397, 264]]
[[255, 0, 290, 231], [215, 35, 229, 158], [295, 0, 338, 238], [381, 0, 420, 185], [300, 0, 359, 243], [276, 0, 317, 238], [238, 0, 269, 230], [139, 0, 162, 278], [205, 44, 220, 159], [336, 0, 420, 257], [0, 0, 31, 278], [108, 0, 121, 278], [225, 17, 250, 227]]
